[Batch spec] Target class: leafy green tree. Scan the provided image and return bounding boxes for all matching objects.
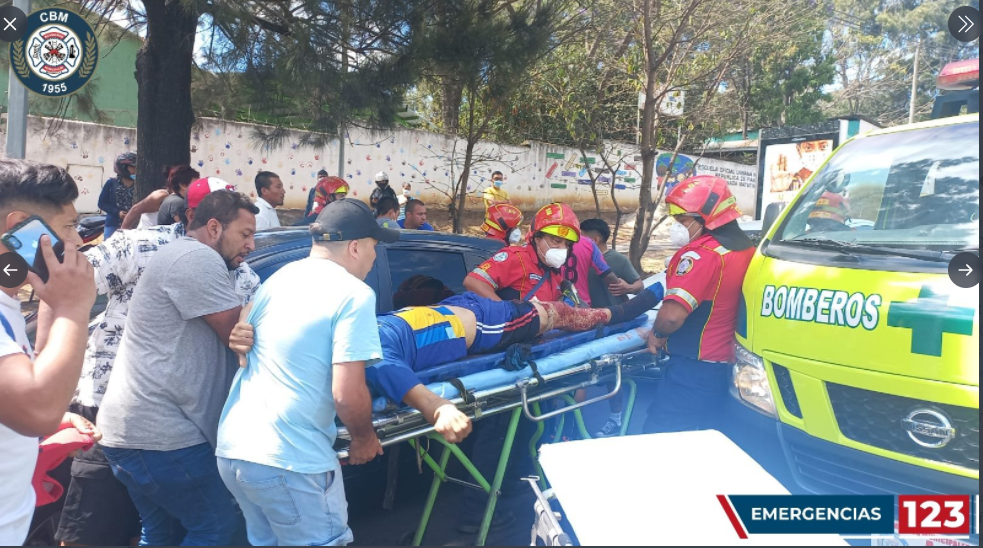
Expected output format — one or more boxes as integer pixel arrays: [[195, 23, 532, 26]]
[[418, 0, 573, 232]]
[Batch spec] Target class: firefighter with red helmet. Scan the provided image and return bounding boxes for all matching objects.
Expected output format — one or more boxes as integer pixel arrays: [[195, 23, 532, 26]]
[[807, 191, 852, 234], [633, 176, 757, 433], [481, 203, 525, 246], [465, 203, 580, 302], [312, 176, 350, 215]]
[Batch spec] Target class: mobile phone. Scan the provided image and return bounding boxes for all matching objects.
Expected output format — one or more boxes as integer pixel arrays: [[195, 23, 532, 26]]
[[0, 216, 66, 284]]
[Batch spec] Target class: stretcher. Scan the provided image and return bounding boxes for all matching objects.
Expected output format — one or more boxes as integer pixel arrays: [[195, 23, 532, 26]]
[[335, 311, 662, 546]]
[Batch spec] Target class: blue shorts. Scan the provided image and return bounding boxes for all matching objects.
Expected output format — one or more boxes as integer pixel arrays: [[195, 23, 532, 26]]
[[440, 293, 540, 354]]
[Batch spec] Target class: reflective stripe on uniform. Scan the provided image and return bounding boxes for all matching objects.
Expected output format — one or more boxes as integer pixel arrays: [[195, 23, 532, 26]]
[[713, 246, 731, 256], [667, 287, 699, 311], [471, 268, 499, 289]]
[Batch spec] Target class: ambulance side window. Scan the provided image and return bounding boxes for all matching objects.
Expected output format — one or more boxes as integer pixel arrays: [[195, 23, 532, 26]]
[[387, 250, 468, 309]]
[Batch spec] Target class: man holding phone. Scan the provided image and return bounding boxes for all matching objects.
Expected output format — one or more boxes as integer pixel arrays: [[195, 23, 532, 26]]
[[0, 160, 98, 546]]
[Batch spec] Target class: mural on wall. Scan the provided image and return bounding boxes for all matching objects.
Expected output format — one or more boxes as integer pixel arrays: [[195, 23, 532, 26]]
[[3, 116, 758, 217]]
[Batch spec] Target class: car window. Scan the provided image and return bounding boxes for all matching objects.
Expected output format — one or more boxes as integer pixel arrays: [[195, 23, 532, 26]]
[[387, 249, 467, 309]]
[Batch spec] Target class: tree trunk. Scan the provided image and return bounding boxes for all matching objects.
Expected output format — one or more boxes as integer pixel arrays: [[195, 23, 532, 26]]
[[441, 78, 464, 132], [453, 138, 478, 234], [581, 148, 602, 217], [134, 0, 199, 201], [628, 69, 659, 273]]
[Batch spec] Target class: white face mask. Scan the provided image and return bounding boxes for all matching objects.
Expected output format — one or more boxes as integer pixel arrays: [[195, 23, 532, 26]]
[[670, 221, 695, 248], [544, 247, 567, 269], [800, 151, 825, 173], [508, 228, 523, 246]]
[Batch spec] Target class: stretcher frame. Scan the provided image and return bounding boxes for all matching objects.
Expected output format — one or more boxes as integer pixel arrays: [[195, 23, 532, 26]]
[[335, 349, 662, 546]]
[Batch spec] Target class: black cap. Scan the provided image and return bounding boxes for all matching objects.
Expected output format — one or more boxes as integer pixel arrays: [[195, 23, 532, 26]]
[[311, 198, 400, 244]]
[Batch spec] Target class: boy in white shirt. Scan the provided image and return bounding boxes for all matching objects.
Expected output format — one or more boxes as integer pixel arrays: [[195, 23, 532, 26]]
[[0, 160, 98, 545]]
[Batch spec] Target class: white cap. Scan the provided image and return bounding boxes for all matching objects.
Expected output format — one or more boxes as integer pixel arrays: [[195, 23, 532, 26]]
[[375, 171, 389, 182]]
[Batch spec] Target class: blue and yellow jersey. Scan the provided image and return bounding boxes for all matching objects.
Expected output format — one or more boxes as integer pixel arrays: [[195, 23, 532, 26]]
[[370, 306, 470, 402], [387, 306, 468, 370]]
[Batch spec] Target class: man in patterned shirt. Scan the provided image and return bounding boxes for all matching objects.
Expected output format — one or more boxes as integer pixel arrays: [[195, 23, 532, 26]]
[[36, 177, 261, 548]]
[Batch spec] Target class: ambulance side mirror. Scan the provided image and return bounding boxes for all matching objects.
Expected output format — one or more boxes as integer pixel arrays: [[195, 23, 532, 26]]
[[762, 203, 785, 237]]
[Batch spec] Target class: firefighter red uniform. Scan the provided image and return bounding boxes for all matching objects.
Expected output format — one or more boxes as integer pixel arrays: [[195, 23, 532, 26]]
[[466, 203, 580, 302], [467, 244, 564, 301], [644, 176, 756, 434]]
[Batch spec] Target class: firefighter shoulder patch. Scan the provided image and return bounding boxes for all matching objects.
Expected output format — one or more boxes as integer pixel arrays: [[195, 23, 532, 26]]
[[676, 257, 694, 276], [493, 251, 509, 262]]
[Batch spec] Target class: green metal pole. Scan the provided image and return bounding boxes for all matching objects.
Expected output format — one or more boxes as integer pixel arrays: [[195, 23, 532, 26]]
[[528, 402, 548, 490], [476, 408, 522, 546], [560, 395, 593, 440], [430, 435, 492, 493], [621, 379, 639, 436], [412, 441, 452, 546]]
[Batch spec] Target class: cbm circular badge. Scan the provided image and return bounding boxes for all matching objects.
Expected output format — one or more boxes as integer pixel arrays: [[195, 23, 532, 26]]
[[9, 9, 97, 98]]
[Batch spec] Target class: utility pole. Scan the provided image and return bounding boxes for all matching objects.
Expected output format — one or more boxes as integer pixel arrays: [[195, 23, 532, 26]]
[[909, 39, 921, 124], [5, 0, 30, 159]]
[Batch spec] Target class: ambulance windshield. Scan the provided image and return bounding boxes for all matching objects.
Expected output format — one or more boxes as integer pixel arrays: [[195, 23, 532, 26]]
[[777, 121, 979, 252]]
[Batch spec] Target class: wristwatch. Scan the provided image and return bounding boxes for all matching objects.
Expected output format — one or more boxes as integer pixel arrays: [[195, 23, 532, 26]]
[[653, 331, 669, 340]]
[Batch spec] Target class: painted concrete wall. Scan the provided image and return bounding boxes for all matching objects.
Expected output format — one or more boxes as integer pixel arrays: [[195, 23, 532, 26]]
[[2, 116, 759, 217]]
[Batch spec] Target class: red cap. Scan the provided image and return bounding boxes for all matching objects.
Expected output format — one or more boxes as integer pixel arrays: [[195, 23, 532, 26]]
[[187, 177, 236, 209]]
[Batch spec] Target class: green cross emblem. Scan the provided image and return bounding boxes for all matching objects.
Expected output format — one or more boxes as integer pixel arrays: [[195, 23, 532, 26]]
[[886, 285, 976, 357]]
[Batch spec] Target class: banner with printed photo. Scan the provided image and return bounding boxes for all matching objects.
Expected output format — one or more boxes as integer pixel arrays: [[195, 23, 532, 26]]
[[762, 139, 834, 214]]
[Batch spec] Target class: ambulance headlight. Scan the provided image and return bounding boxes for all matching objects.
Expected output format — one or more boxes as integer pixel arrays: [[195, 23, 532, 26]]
[[731, 343, 776, 418]]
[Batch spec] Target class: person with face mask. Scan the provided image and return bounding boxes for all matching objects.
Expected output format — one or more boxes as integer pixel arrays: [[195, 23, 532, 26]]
[[770, 140, 831, 193], [481, 203, 524, 246], [370, 171, 398, 213], [98, 152, 137, 239], [631, 176, 756, 435], [464, 203, 580, 302], [483, 171, 510, 209]]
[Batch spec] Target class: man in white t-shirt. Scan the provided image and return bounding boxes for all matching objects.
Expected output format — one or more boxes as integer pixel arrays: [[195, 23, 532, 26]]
[[254, 171, 284, 230], [0, 160, 98, 545]]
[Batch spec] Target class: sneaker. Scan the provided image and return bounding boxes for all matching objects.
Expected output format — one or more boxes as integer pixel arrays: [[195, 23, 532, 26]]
[[594, 420, 621, 438], [560, 280, 587, 308]]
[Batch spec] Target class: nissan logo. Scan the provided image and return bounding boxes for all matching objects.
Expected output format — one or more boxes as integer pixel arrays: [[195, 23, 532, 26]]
[[902, 409, 957, 449]]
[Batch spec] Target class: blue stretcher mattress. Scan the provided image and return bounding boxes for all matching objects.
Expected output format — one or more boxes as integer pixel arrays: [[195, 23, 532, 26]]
[[372, 313, 655, 413]]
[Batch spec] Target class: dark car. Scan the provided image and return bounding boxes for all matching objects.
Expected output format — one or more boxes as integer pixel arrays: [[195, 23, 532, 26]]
[[248, 227, 504, 311]]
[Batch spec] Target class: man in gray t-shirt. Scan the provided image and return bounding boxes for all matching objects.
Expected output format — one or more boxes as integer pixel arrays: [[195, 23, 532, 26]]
[[98, 190, 259, 546]]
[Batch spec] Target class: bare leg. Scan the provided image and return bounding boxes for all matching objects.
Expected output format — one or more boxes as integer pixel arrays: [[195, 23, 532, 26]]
[[535, 301, 612, 334]]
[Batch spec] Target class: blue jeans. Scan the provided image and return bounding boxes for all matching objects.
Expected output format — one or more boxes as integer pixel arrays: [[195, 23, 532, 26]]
[[103, 444, 238, 546], [103, 224, 118, 239], [217, 458, 353, 547]]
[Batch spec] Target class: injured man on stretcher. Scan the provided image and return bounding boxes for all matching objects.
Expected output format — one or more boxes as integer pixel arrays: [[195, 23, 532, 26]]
[[230, 290, 656, 444]]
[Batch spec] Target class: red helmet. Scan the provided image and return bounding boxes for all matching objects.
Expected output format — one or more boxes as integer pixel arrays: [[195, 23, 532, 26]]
[[482, 204, 524, 241], [531, 203, 580, 243], [320, 177, 350, 200], [809, 192, 851, 223], [666, 176, 742, 230]]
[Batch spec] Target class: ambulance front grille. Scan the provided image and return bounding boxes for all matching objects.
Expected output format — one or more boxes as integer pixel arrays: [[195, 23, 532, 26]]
[[827, 383, 979, 472], [772, 364, 802, 419]]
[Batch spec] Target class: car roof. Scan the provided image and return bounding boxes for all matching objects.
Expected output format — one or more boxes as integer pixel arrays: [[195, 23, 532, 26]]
[[858, 113, 979, 139], [250, 227, 504, 263]]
